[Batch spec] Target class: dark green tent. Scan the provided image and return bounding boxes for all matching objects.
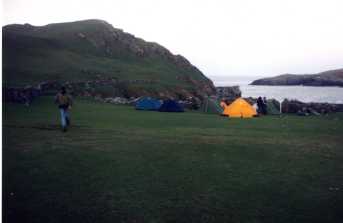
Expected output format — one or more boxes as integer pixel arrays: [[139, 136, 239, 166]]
[[266, 100, 281, 115], [200, 97, 224, 114]]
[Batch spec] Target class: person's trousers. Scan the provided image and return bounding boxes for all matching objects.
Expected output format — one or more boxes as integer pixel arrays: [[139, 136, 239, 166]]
[[60, 108, 69, 127]]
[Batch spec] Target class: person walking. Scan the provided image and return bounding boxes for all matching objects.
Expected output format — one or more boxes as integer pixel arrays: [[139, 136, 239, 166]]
[[55, 87, 73, 132]]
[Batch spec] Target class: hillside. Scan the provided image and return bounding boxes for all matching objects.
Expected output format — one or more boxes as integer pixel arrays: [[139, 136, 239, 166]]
[[250, 68, 343, 87], [2, 19, 216, 99]]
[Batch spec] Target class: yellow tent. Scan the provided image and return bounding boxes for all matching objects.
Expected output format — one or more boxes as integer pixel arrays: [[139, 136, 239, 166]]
[[222, 98, 257, 118]]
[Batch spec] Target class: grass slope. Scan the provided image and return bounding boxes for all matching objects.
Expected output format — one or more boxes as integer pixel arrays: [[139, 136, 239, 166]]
[[3, 97, 343, 223], [3, 20, 212, 93]]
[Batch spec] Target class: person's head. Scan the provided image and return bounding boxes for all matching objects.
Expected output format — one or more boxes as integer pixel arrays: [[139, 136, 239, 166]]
[[61, 86, 66, 95]]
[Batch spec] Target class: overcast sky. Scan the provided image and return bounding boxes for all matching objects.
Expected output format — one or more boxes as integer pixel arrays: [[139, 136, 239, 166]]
[[2, 0, 343, 78]]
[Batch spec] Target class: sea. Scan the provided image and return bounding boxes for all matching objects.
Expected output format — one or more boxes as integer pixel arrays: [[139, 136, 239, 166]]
[[211, 76, 343, 104]]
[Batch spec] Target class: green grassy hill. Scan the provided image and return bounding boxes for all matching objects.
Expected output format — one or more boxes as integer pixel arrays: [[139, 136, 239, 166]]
[[3, 98, 343, 222], [3, 19, 215, 99]]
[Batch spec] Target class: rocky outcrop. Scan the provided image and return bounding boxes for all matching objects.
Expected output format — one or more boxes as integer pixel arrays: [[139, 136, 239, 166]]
[[216, 86, 241, 100], [250, 69, 343, 87]]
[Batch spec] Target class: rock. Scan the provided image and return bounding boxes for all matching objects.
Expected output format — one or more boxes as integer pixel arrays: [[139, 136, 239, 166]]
[[216, 86, 242, 103], [104, 97, 129, 105], [78, 33, 86, 38]]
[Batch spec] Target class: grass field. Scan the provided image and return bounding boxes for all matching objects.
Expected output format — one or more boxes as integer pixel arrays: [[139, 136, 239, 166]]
[[3, 97, 343, 223]]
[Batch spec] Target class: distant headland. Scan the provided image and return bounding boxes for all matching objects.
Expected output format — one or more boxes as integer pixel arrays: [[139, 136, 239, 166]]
[[250, 68, 343, 87]]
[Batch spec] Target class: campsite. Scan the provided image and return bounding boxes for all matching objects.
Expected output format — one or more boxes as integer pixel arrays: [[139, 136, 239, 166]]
[[3, 96, 343, 223], [3, 5, 343, 222]]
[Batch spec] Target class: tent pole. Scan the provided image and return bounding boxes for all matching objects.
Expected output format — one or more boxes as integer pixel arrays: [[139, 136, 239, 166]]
[[280, 100, 282, 114]]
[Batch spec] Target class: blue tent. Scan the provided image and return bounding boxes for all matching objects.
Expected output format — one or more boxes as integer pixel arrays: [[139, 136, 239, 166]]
[[159, 100, 184, 112], [135, 97, 162, 111]]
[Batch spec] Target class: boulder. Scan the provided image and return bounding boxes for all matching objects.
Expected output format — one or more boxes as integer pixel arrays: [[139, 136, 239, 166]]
[[216, 86, 242, 103]]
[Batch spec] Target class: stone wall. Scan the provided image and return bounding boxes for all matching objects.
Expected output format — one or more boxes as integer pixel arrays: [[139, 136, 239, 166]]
[[281, 99, 343, 114], [3, 87, 42, 104]]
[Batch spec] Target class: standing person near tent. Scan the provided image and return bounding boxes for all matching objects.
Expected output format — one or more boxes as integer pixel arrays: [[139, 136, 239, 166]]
[[55, 87, 73, 132], [257, 97, 263, 114], [220, 99, 227, 109]]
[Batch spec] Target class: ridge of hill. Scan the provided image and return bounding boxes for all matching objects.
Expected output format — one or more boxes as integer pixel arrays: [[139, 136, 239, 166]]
[[250, 68, 343, 87], [2, 19, 216, 99]]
